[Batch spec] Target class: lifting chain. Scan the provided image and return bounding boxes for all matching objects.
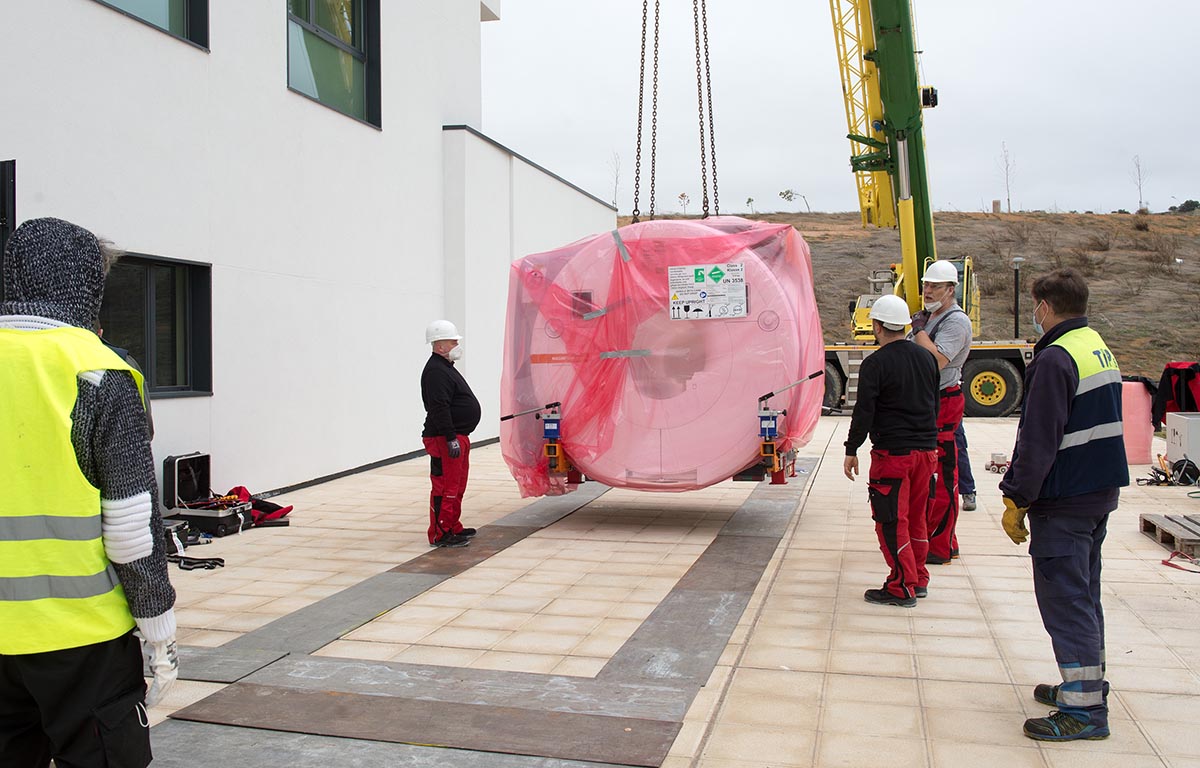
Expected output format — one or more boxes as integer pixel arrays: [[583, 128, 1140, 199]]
[[632, 0, 661, 223], [632, 0, 718, 222]]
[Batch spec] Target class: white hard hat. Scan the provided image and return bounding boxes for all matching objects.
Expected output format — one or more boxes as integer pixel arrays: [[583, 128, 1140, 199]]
[[869, 294, 911, 329], [922, 260, 959, 284], [425, 319, 462, 344]]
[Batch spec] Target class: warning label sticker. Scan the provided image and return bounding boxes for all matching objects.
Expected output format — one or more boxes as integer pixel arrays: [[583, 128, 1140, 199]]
[[668, 263, 747, 320]]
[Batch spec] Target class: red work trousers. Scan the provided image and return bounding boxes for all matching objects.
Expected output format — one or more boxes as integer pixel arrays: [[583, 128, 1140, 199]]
[[927, 388, 965, 560], [423, 434, 470, 544], [868, 448, 937, 598]]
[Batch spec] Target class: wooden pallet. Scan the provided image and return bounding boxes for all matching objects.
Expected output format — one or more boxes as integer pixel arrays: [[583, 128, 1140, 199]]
[[1140, 514, 1200, 557]]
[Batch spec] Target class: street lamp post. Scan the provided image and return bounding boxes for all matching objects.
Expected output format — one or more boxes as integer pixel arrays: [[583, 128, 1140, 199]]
[[1011, 256, 1025, 338]]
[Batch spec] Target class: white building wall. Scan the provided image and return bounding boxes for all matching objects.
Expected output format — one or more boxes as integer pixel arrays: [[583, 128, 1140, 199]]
[[1, 0, 611, 496], [443, 128, 616, 440]]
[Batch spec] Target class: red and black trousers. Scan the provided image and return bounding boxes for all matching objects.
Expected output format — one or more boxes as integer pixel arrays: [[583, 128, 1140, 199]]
[[927, 387, 965, 560], [868, 447, 938, 598], [423, 434, 471, 544]]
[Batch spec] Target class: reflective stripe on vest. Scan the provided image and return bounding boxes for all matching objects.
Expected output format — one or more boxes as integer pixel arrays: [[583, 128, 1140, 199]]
[[0, 326, 141, 654], [1039, 325, 1129, 499]]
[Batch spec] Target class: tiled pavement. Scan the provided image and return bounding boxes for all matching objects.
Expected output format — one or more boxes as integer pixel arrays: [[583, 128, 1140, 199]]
[[150, 417, 1200, 767]]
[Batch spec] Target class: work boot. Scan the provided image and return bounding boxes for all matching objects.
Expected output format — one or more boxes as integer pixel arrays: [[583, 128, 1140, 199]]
[[431, 533, 470, 548], [457, 528, 477, 538], [914, 586, 928, 599], [1034, 683, 1059, 707], [926, 553, 952, 565], [863, 588, 917, 608], [962, 493, 977, 511], [1023, 711, 1109, 741]]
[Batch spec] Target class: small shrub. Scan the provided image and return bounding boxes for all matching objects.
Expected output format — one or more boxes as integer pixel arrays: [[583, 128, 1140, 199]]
[[982, 227, 1006, 257], [1148, 232, 1180, 264], [1116, 277, 1145, 297], [1068, 246, 1107, 276], [1083, 230, 1113, 251], [1179, 199, 1199, 213], [1133, 213, 1150, 232], [979, 272, 1008, 297], [1005, 220, 1035, 246]]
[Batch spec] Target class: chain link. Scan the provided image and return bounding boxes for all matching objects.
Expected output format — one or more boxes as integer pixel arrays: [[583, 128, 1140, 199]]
[[649, 0, 660, 218], [701, 0, 718, 216], [631, 0, 649, 223], [692, 0, 709, 218]]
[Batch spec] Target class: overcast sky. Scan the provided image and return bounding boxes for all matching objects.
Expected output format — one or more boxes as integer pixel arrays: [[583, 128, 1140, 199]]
[[481, 0, 1199, 216]]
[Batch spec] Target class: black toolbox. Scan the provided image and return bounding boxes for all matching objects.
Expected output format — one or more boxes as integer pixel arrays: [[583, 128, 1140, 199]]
[[163, 452, 252, 537]]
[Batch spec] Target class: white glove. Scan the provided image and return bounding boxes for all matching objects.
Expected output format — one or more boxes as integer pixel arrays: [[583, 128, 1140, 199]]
[[146, 638, 179, 708]]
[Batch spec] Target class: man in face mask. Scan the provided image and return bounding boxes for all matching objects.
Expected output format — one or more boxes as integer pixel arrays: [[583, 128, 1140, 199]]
[[421, 320, 481, 547], [908, 260, 973, 564], [998, 268, 1127, 741]]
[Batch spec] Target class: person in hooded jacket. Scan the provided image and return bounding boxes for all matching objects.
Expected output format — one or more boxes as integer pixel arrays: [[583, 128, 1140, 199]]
[[0, 218, 177, 768]]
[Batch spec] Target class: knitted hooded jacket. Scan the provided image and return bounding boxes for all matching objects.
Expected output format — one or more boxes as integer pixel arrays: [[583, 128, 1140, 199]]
[[1, 217, 176, 643]]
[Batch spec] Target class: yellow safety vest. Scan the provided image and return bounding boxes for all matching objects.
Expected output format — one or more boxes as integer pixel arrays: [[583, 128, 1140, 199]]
[[0, 326, 143, 654]]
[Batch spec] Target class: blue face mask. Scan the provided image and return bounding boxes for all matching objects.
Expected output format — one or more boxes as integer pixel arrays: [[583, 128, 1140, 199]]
[[1031, 301, 1046, 336]]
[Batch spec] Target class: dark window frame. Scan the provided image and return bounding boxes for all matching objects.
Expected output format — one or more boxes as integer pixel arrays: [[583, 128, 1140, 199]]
[[90, 0, 211, 50], [286, 0, 382, 128], [102, 253, 213, 398]]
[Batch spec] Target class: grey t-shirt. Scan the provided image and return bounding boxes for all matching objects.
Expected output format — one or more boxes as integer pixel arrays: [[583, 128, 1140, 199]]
[[925, 305, 972, 389]]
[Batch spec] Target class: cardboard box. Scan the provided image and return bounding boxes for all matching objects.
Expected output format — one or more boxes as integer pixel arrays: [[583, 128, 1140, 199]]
[[1165, 412, 1200, 463]]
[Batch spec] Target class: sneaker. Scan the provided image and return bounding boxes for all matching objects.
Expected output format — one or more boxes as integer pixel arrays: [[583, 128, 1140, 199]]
[[926, 553, 952, 565], [950, 548, 960, 559], [457, 528, 477, 538], [1023, 711, 1109, 741], [431, 533, 470, 548], [961, 493, 977, 511], [1033, 683, 1059, 707], [864, 588, 917, 608], [914, 586, 928, 599]]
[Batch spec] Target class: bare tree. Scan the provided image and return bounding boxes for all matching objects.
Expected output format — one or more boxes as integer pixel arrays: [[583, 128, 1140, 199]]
[[678, 192, 690, 216], [607, 152, 621, 209], [1131, 155, 1150, 212], [997, 142, 1016, 213]]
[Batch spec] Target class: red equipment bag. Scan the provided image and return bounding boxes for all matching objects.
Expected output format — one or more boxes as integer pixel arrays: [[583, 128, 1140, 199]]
[[227, 486, 293, 527]]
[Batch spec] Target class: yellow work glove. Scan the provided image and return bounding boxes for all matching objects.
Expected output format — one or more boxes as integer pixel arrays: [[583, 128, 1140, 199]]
[[1002, 497, 1029, 545]]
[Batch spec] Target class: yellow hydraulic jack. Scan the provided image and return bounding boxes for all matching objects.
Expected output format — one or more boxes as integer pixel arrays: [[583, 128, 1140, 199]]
[[758, 406, 791, 484]]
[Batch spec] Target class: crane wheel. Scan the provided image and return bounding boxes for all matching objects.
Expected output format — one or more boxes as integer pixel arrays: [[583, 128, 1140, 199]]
[[823, 362, 844, 411], [962, 359, 1023, 418]]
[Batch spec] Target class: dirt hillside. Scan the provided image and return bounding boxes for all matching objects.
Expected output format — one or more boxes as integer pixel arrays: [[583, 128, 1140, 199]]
[[621, 211, 1200, 377]]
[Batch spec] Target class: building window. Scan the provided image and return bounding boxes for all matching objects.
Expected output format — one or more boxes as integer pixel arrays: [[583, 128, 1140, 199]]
[[287, 0, 381, 126], [92, 0, 210, 48], [100, 255, 212, 395]]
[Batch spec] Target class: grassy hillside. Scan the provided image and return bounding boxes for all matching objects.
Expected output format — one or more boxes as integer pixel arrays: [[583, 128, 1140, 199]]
[[621, 211, 1200, 377]]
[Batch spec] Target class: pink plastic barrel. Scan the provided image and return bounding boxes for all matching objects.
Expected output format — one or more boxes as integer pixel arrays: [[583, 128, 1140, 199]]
[[1122, 381, 1153, 465]]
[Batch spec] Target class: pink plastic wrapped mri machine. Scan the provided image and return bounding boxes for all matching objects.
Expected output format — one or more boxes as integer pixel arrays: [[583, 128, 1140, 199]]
[[500, 217, 824, 497]]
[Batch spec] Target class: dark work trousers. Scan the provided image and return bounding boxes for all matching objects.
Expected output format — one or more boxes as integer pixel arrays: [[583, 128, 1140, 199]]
[[423, 433, 471, 544], [868, 448, 938, 598], [955, 421, 976, 496], [0, 630, 150, 768], [927, 387, 964, 559], [1029, 510, 1110, 725]]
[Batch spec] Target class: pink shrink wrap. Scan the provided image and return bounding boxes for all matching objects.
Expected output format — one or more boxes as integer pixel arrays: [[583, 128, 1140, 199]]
[[500, 217, 824, 497], [1121, 380, 1153, 465]]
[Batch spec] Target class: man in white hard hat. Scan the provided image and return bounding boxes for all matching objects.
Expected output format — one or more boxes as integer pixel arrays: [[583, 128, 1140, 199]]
[[844, 294, 940, 607], [909, 260, 973, 564], [421, 320, 481, 548]]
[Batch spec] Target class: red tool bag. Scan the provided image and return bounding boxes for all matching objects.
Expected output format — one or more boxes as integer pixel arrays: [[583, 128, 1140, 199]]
[[226, 486, 293, 527], [1151, 362, 1200, 430]]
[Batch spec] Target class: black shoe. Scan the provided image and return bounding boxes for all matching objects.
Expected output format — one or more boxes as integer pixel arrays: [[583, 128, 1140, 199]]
[[915, 586, 928, 599], [950, 548, 960, 559], [1023, 711, 1109, 741], [431, 533, 470, 548], [1033, 683, 1059, 707], [864, 588, 917, 608], [926, 553, 952, 565], [457, 528, 477, 538]]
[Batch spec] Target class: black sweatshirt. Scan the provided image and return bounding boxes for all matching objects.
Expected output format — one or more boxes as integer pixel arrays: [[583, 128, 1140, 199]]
[[844, 339, 940, 455], [421, 353, 481, 441]]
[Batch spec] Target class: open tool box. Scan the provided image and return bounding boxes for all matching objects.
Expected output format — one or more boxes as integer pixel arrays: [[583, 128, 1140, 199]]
[[162, 452, 252, 537]]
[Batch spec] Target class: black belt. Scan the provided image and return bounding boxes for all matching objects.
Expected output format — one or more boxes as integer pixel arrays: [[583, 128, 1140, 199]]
[[940, 386, 962, 398]]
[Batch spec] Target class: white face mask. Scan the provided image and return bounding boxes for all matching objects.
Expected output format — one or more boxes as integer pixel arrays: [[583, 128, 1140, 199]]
[[923, 298, 943, 313], [446, 345, 463, 362]]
